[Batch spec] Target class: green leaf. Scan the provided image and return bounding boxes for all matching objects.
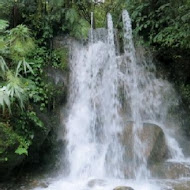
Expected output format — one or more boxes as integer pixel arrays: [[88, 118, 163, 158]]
[[65, 8, 78, 24], [0, 56, 9, 76], [15, 147, 28, 155], [0, 86, 11, 112], [0, 19, 9, 31], [6, 71, 27, 109], [9, 25, 35, 60], [16, 58, 34, 76]]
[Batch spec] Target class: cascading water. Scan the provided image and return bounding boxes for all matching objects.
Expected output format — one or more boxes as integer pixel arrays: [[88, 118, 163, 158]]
[[122, 10, 149, 180], [34, 10, 190, 190], [121, 10, 188, 176], [121, 11, 185, 162], [64, 13, 125, 180]]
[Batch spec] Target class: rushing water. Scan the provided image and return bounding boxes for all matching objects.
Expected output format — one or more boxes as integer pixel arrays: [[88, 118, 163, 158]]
[[34, 10, 190, 190], [122, 10, 149, 180]]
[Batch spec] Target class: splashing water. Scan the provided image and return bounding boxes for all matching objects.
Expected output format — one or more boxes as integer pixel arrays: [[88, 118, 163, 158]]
[[33, 10, 190, 190]]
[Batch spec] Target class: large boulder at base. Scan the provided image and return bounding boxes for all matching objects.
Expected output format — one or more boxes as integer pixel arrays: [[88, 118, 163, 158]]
[[120, 121, 168, 177], [122, 122, 168, 164], [113, 186, 134, 190], [141, 123, 169, 165], [150, 161, 190, 179]]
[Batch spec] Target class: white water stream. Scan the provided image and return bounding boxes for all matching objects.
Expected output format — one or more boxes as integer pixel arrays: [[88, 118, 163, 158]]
[[34, 10, 190, 190]]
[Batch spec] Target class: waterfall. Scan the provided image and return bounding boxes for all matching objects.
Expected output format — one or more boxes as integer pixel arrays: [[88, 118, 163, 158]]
[[65, 13, 124, 179], [34, 10, 190, 190], [121, 10, 185, 173], [122, 10, 149, 180]]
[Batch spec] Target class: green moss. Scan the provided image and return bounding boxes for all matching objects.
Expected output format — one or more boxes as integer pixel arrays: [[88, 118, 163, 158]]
[[51, 48, 69, 71]]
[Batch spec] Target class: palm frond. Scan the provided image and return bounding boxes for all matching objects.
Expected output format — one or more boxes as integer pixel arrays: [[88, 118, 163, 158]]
[[0, 86, 11, 112], [0, 19, 9, 31], [9, 25, 35, 60], [0, 56, 9, 77], [9, 25, 31, 41], [0, 37, 7, 53], [16, 58, 34, 76], [6, 71, 26, 109]]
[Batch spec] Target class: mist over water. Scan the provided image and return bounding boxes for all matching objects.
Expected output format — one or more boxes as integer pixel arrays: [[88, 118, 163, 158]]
[[34, 10, 190, 190]]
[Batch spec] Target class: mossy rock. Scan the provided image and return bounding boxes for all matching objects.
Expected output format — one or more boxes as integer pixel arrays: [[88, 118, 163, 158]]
[[0, 122, 25, 180]]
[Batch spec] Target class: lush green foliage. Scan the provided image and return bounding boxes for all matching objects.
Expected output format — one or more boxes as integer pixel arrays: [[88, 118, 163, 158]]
[[127, 0, 190, 49], [0, 17, 68, 158], [0, 122, 30, 159], [0, 22, 36, 111], [17, 0, 90, 41]]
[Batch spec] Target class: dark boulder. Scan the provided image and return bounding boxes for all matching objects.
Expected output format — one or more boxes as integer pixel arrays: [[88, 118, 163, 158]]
[[120, 121, 168, 177]]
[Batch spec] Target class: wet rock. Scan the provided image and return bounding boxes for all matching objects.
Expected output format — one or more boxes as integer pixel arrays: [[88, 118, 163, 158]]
[[113, 186, 134, 190], [172, 181, 190, 190], [87, 179, 105, 187], [150, 161, 190, 179], [24, 179, 49, 189], [121, 122, 168, 164], [162, 179, 190, 190], [39, 182, 49, 188], [141, 123, 168, 165], [53, 35, 74, 49], [120, 121, 168, 177], [30, 180, 39, 188]]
